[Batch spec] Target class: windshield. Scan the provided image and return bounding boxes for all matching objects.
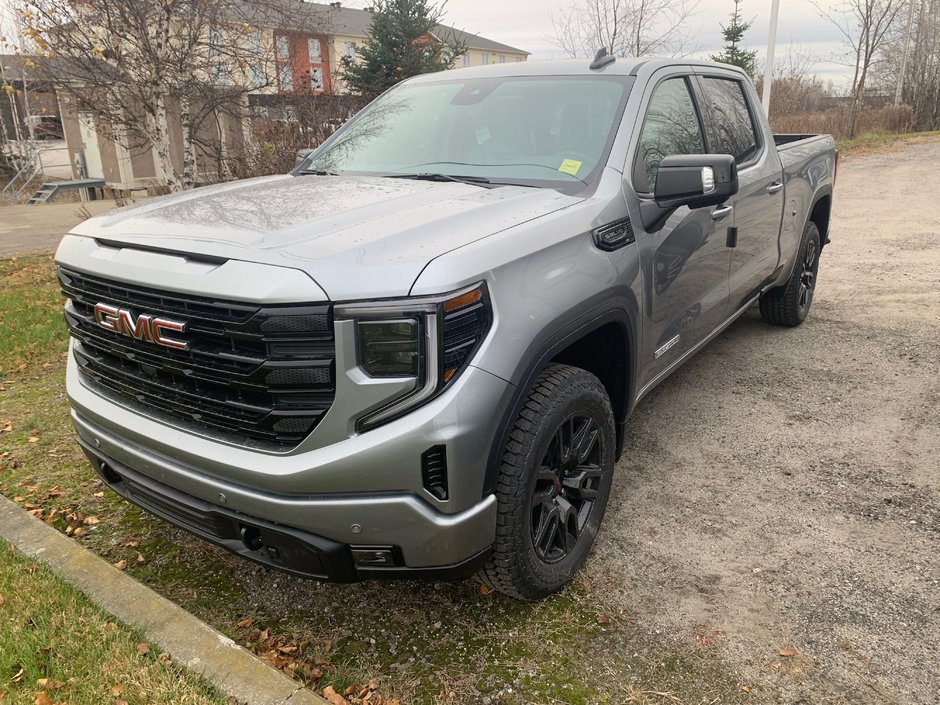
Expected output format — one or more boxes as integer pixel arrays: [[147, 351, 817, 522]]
[[303, 75, 633, 191]]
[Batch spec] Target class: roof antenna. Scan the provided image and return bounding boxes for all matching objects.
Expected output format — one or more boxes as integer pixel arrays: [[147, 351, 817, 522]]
[[590, 47, 616, 70]]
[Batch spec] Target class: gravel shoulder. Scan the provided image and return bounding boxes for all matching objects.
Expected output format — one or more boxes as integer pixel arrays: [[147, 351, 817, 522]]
[[596, 136, 940, 704]]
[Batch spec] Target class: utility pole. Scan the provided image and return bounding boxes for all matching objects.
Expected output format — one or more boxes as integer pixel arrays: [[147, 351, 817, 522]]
[[894, 0, 917, 107], [761, 0, 781, 117]]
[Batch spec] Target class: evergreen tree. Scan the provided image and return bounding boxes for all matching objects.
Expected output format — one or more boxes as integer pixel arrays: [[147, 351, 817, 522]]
[[342, 0, 466, 97], [710, 0, 758, 77]]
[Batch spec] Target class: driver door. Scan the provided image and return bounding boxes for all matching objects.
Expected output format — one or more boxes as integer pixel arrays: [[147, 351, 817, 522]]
[[628, 74, 732, 394]]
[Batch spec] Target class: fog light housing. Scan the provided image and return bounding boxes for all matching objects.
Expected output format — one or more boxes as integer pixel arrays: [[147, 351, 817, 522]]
[[351, 547, 398, 567]]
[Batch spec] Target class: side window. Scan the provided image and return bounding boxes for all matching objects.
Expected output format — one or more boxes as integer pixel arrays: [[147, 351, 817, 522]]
[[701, 78, 760, 164], [634, 78, 706, 193]]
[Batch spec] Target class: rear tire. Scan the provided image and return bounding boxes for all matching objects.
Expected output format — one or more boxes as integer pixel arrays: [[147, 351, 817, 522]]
[[480, 364, 615, 601], [759, 221, 821, 327]]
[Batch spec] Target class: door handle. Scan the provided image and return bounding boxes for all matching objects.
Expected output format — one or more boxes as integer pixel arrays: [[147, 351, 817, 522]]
[[767, 182, 783, 195], [711, 204, 733, 221]]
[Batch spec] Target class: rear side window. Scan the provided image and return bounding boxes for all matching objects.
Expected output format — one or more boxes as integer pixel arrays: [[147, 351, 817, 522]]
[[701, 78, 760, 164], [634, 78, 705, 193]]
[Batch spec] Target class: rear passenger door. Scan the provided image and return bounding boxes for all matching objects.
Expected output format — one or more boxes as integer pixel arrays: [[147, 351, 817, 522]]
[[628, 73, 732, 393], [696, 73, 785, 311]]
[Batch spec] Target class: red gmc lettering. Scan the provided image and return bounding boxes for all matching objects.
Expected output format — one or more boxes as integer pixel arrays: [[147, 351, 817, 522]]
[[117, 309, 154, 342], [151, 319, 188, 350], [93, 303, 188, 351]]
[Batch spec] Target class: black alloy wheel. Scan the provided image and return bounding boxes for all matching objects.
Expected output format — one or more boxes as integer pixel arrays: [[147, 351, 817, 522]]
[[531, 413, 603, 563]]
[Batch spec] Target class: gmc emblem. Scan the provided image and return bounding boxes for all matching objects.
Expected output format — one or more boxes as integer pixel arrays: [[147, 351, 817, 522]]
[[93, 302, 189, 351]]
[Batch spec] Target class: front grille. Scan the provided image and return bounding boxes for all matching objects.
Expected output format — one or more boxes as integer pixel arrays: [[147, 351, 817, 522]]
[[59, 267, 335, 449]]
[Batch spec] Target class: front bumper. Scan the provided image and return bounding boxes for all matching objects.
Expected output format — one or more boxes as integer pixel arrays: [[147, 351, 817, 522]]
[[68, 352, 514, 570], [80, 440, 490, 581]]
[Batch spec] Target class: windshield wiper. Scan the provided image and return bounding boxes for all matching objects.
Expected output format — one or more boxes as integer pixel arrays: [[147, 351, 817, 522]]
[[298, 168, 340, 176], [384, 172, 496, 187]]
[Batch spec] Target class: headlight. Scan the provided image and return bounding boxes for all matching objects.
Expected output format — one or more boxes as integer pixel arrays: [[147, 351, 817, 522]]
[[357, 319, 421, 377], [335, 282, 492, 431]]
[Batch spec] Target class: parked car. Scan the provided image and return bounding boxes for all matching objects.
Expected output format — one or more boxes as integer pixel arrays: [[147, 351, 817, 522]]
[[55, 56, 836, 599], [26, 115, 64, 140]]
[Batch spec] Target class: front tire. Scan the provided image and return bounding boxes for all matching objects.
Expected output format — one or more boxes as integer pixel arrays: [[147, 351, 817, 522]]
[[480, 364, 615, 600], [759, 221, 821, 326]]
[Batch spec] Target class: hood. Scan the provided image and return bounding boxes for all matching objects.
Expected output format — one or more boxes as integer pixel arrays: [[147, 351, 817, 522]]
[[70, 174, 580, 300]]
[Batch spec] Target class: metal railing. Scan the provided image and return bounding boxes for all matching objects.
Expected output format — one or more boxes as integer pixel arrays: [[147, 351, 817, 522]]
[[1, 148, 43, 203]]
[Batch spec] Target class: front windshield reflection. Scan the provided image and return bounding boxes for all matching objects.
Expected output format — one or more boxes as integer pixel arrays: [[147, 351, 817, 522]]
[[305, 75, 632, 189]]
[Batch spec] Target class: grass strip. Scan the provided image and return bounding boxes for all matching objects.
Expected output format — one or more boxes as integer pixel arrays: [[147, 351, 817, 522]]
[[0, 539, 230, 705]]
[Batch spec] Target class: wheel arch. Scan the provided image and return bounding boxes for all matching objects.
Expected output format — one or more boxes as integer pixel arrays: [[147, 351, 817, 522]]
[[482, 304, 637, 496], [808, 188, 833, 247]]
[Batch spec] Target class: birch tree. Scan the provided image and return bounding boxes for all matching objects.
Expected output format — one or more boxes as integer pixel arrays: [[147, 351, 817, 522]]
[[813, 0, 905, 137], [17, 0, 323, 190], [552, 0, 701, 59]]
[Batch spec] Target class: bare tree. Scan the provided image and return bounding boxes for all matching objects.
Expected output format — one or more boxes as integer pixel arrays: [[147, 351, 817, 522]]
[[552, 0, 701, 59], [16, 0, 326, 190], [813, 0, 905, 137], [875, 0, 940, 129]]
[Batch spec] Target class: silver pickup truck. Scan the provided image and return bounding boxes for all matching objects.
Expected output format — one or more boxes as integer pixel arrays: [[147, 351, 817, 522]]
[[55, 57, 836, 599]]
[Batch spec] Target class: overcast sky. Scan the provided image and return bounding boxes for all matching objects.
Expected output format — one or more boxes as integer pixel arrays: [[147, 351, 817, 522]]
[[350, 0, 855, 89], [1, 0, 856, 89]]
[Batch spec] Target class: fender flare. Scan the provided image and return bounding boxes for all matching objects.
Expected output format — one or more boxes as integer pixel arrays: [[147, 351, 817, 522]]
[[481, 299, 638, 496]]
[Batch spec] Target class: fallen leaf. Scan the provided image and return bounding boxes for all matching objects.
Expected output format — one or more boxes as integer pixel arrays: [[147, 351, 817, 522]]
[[136, 643, 150, 656], [136, 553, 146, 565], [235, 617, 253, 629], [34, 693, 51, 705], [83, 516, 100, 525], [596, 613, 609, 625], [779, 647, 798, 658], [36, 680, 63, 690], [27, 437, 39, 444], [11, 669, 24, 683], [93, 492, 105, 498], [321, 686, 348, 705], [344, 685, 356, 696], [741, 685, 751, 693], [0, 594, 4, 605], [111, 684, 126, 697], [158, 652, 172, 665], [124, 541, 139, 548], [479, 584, 494, 596], [113, 559, 127, 571]]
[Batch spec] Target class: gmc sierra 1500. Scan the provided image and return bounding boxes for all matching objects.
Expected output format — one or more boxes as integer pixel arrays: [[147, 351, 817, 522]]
[[55, 56, 835, 599]]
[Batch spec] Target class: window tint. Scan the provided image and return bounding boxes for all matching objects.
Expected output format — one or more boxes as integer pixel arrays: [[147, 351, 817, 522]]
[[635, 78, 705, 192], [701, 78, 759, 164]]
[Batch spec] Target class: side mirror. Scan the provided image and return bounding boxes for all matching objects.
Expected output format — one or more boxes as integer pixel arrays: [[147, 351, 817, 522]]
[[639, 154, 738, 233], [654, 154, 738, 209], [295, 148, 315, 169]]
